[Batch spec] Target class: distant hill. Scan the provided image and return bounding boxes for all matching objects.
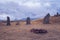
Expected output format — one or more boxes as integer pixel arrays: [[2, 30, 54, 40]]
[[50, 16, 60, 24], [34, 16, 60, 24]]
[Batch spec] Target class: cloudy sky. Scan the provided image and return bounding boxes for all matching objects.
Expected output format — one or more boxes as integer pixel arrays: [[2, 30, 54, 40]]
[[0, 0, 60, 20]]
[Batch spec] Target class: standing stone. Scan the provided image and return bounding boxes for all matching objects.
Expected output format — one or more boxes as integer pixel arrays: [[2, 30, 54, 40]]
[[26, 17, 31, 25], [56, 12, 60, 16], [43, 13, 50, 24], [6, 16, 11, 26], [54, 12, 60, 17]]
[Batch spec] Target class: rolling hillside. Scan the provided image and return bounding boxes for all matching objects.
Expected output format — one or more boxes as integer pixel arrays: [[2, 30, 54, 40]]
[[0, 16, 60, 40]]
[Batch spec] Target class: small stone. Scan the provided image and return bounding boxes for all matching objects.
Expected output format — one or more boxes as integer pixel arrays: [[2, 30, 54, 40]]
[[16, 21, 20, 25]]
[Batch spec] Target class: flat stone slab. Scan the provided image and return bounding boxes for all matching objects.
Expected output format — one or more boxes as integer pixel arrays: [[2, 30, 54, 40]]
[[30, 29, 48, 34]]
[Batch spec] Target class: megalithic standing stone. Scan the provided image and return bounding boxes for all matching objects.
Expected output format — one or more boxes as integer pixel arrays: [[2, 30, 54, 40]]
[[54, 12, 60, 17], [26, 17, 31, 25], [43, 13, 50, 24], [6, 16, 11, 26], [57, 12, 59, 16], [56, 12, 60, 16]]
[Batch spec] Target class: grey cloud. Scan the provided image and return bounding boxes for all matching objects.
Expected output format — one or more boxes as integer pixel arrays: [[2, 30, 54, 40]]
[[0, 0, 60, 20]]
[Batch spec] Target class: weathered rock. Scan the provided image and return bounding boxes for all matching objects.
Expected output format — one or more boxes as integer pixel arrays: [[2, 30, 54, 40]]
[[6, 16, 11, 26], [31, 29, 48, 34], [26, 17, 31, 25], [16, 21, 20, 25], [54, 12, 60, 17], [43, 13, 50, 24]]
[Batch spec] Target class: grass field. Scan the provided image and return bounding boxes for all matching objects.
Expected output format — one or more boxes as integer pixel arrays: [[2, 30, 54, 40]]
[[0, 16, 60, 40]]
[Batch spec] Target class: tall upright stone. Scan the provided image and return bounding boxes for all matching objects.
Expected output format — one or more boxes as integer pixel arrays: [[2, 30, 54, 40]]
[[56, 12, 60, 16], [57, 12, 59, 16], [43, 13, 50, 24], [26, 17, 31, 25], [6, 16, 11, 26]]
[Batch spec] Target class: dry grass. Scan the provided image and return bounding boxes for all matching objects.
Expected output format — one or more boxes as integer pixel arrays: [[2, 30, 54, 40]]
[[0, 16, 60, 40]]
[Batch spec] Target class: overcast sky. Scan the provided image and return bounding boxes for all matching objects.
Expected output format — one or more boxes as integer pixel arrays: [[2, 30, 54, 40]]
[[0, 0, 60, 20]]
